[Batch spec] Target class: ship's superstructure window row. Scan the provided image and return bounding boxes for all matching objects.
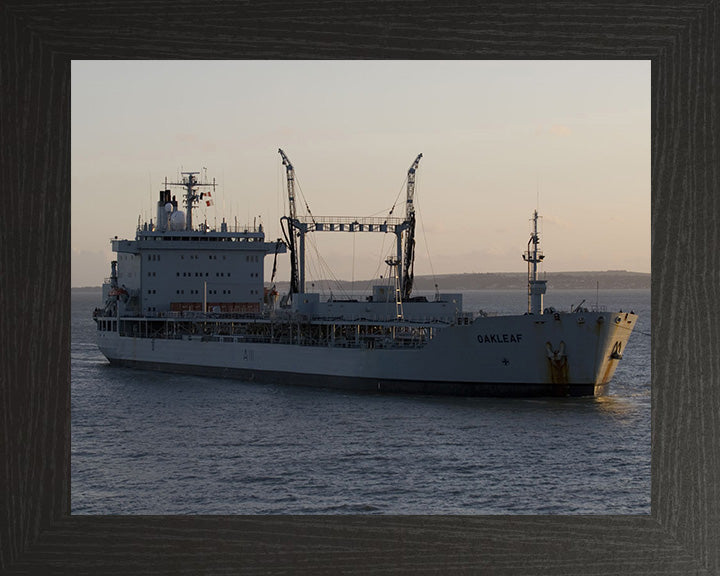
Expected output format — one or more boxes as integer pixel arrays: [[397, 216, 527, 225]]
[[176, 271, 239, 277]]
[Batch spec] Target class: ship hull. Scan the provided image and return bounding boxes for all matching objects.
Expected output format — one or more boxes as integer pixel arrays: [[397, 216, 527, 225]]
[[106, 356, 603, 397], [97, 310, 636, 397]]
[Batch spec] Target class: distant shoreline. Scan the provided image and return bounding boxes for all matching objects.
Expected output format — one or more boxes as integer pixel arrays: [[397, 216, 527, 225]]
[[73, 270, 650, 292]]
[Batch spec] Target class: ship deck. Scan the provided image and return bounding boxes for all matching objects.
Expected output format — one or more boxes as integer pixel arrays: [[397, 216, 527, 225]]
[[95, 313, 455, 349]]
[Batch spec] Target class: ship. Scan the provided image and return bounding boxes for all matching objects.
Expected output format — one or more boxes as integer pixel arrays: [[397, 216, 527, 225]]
[[93, 151, 637, 397]]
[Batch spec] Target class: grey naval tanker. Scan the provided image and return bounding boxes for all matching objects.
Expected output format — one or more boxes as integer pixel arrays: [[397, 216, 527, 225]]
[[93, 152, 637, 397]]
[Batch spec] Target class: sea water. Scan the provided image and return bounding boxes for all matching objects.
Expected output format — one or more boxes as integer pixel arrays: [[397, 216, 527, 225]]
[[71, 288, 650, 514]]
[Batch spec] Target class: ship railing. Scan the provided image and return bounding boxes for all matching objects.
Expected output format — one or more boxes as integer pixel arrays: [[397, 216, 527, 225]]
[[136, 222, 264, 235], [177, 311, 264, 320], [111, 323, 432, 349], [307, 315, 453, 327]]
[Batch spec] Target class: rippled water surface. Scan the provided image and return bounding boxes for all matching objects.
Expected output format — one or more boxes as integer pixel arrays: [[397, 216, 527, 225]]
[[72, 288, 650, 514]]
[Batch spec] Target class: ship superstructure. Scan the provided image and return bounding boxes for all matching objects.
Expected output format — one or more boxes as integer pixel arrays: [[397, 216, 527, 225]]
[[94, 155, 637, 397]]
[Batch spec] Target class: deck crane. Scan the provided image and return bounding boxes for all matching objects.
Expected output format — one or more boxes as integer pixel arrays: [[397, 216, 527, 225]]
[[278, 148, 301, 297], [401, 153, 423, 300]]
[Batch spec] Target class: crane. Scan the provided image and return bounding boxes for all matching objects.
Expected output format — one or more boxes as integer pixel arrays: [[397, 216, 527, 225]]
[[278, 148, 301, 297], [401, 153, 422, 300]]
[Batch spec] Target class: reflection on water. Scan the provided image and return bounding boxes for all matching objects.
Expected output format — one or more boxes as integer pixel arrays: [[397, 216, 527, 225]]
[[593, 394, 640, 417]]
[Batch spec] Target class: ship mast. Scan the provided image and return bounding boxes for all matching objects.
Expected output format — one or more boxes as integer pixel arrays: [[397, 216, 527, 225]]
[[401, 153, 422, 300], [166, 171, 216, 231], [522, 209, 547, 314]]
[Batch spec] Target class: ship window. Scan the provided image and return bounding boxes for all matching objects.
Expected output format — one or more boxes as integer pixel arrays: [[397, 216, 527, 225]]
[[228, 273, 231, 277], [176, 272, 179, 277], [181, 255, 184, 260]]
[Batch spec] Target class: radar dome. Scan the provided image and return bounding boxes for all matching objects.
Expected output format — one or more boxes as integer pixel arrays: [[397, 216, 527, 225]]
[[164, 202, 173, 212], [169, 210, 186, 230]]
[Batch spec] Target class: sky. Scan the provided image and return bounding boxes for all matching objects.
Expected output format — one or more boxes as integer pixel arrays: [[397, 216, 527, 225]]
[[71, 60, 650, 287]]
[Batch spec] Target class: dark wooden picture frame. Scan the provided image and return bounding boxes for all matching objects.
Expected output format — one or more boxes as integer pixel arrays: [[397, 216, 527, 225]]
[[2, 2, 718, 574]]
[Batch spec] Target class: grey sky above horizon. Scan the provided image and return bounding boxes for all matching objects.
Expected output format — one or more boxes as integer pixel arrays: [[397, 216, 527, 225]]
[[71, 60, 650, 288]]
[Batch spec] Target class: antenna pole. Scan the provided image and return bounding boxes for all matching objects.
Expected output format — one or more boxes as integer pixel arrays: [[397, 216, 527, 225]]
[[522, 210, 547, 314], [596, 280, 599, 310]]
